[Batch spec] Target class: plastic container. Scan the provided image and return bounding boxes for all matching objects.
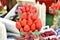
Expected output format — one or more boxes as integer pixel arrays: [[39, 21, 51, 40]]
[[0, 21, 7, 40], [56, 28, 60, 35], [40, 28, 57, 39], [45, 35, 58, 40], [34, 2, 46, 26], [0, 17, 19, 33]]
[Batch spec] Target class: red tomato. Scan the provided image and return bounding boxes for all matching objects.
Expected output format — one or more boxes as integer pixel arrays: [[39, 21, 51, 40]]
[[16, 22, 21, 29], [24, 25, 30, 32], [20, 19, 27, 26], [27, 18, 33, 26], [31, 24, 36, 31]]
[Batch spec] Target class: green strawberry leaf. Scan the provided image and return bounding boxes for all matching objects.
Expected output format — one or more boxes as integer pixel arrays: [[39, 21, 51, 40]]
[[18, 14, 22, 18], [56, 10, 60, 15], [31, 32, 35, 35], [20, 32, 25, 35], [35, 32, 40, 35]]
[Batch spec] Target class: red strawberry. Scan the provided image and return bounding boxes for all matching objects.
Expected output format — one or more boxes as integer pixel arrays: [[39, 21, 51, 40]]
[[51, 3, 55, 9], [20, 19, 27, 26], [29, 6, 33, 13], [31, 24, 36, 31], [24, 3, 29, 8], [32, 13, 38, 20], [26, 6, 29, 12], [27, 18, 33, 26], [21, 12, 27, 19], [19, 18, 22, 22], [24, 25, 30, 32], [51, 38, 57, 40], [28, 13, 33, 19], [32, 7, 37, 13], [22, 7, 26, 12], [16, 22, 21, 29], [20, 28, 24, 32], [35, 19, 42, 30], [18, 8, 22, 14], [33, 35, 38, 39], [24, 3, 29, 12]]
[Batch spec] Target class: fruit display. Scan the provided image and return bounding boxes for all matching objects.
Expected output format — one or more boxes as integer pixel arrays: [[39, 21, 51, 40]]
[[16, 3, 42, 32], [49, 0, 60, 15], [2, 0, 60, 40]]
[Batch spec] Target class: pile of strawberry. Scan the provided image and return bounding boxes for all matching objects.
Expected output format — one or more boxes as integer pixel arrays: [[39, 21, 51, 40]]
[[16, 3, 42, 32], [49, 0, 60, 15]]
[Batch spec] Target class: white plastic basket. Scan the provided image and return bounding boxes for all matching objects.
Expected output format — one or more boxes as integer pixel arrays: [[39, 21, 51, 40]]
[[0, 21, 7, 40]]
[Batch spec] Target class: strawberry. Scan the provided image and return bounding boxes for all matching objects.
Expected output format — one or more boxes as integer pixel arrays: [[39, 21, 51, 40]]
[[35, 19, 42, 30], [24, 25, 30, 32], [51, 3, 55, 8], [28, 13, 33, 19], [20, 19, 27, 26], [32, 7, 37, 13], [31, 24, 36, 31], [26, 6, 29, 12], [29, 6, 33, 13], [16, 22, 21, 29], [21, 12, 27, 19], [24, 3, 29, 12], [27, 18, 33, 26], [20, 28, 24, 32], [33, 35, 38, 39], [24, 3, 29, 8], [19, 18, 22, 22], [32, 13, 38, 20], [22, 7, 26, 12], [18, 8, 22, 14]]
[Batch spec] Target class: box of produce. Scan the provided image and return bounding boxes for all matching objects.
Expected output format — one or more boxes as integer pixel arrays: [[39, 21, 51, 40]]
[[40, 28, 57, 40]]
